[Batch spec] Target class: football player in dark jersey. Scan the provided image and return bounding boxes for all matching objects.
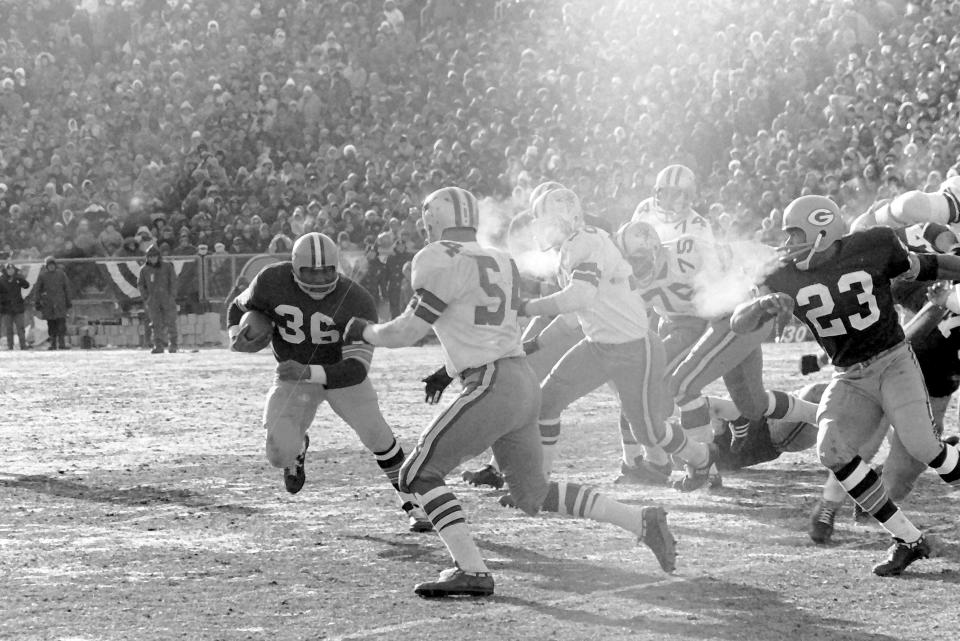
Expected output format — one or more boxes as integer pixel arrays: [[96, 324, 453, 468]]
[[808, 222, 960, 543], [732, 195, 960, 576], [226, 232, 431, 532]]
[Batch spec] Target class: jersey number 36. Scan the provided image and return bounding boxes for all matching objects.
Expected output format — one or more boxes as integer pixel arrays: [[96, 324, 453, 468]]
[[273, 304, 340, 344]]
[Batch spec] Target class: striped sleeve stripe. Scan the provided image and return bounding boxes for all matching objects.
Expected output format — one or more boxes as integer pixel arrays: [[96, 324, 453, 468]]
[[571, 262, 600, 287], [413, 288, 446, 323], [342, 344, 373, 368]]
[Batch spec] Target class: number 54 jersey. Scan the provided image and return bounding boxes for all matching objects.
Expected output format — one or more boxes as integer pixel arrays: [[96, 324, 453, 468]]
[[764, 226, 909, 367], [411, 240, 523, 375]]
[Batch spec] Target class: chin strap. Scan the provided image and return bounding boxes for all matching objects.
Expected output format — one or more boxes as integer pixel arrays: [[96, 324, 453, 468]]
[[795, 231, 827, 271]]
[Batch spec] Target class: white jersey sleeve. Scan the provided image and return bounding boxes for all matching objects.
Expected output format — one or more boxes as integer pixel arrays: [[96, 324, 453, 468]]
[[558, 227, 649, 343], [411, 241, 523, 375]]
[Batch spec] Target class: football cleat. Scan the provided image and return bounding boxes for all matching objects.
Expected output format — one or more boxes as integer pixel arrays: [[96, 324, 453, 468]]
[[809, 499, 841, 544], [461, 464, 505, 489], [943, 435, 959, 446], [633, 506, 677, 573], [414, 565, 495, 598], [672, 444, 718, 493], [872, 535, 931, 576], [405, 505, 434, 533], [497, 493, 517, 509], [614, 457, 672, 486], [283, 433, 309, 494]]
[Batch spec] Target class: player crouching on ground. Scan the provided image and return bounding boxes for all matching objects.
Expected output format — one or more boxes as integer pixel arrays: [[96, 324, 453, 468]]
[[344, 186, 677, 598], [226, 231, 432, 533], [731, 194, 960, 576]]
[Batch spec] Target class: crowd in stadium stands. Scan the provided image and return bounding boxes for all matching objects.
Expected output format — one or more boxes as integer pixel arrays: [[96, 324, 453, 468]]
[[0, 0, 957, 295]]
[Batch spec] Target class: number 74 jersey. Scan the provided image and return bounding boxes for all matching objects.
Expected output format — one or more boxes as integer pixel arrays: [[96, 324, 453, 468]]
[[763, 226, 909, 367], [411, 240, 524, 375]]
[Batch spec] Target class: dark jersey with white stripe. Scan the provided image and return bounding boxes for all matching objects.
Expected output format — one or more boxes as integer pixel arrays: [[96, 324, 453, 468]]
[[231, 262, 377, 365]]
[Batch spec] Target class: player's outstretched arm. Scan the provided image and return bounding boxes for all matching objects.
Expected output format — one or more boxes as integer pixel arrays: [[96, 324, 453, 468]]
[[346, 305, 431, 348], [522, 280, 595, 317], [731, 290, 794, 335]]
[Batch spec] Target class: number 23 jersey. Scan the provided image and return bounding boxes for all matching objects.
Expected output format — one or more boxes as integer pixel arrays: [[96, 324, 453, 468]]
[[236, 262, 377, 365], [411, 240, 523, 375], [764, 226, 909, 367]]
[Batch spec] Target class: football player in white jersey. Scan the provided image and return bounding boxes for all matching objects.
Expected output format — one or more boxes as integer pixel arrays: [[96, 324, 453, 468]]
[[461, 180, 594, 489], [519, 187, 717, 490], [632, 164, 714, 243], [614, 221, 818, 486], [344, 186, 678, 598]]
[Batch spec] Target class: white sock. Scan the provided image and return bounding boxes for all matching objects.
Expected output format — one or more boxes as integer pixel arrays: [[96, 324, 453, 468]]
[[434, 522, 488, 573]]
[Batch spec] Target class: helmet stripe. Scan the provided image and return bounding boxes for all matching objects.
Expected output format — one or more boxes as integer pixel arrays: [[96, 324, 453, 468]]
[[451, 189, 463, 227], [312, 233, 323, 266], [466, 189, 477, 225], [668, 165, 680, 187]]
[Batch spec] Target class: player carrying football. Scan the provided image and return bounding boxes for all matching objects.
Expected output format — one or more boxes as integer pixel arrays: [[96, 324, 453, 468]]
[[731, 194, 960, 576], [344, 186, 677, 598], [226, 232, 432, 533]]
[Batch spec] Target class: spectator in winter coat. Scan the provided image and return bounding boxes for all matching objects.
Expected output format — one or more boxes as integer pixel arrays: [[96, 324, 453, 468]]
[[0, 263, 31, 349], [137, 244, 179, 353], [34, 256, 72, 350]]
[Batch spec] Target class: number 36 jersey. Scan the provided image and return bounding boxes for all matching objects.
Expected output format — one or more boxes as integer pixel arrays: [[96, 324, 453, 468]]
[[764, 226, 909, 367], [411, 240, 523, 376], [233, 262, 377, 366]]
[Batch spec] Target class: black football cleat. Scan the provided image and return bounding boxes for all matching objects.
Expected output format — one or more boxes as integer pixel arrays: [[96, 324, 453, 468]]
[[284, 434, 309, 494], [461, 464, 505, 489], [673, 444, 718, 493], [872, 535, 931, 576], [614, 457, 672, 486], [809, 499, 840, 544], [634, 506, 677, 573], [414, 566, 495, 598]]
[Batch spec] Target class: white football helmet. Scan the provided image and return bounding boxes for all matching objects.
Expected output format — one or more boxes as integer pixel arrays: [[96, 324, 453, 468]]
[[654, 164, 697, 222], [531, 187, 583, 250], [614, 220, 663, 285], [529, 180, 566, 208], [291, 232, 339, 299], [421, 186, 479, 242], [779, 195, 846, 270]]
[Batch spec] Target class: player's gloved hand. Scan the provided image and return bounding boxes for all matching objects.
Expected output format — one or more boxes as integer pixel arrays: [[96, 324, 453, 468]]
[[228, 325, 263, 353], [422, 366, 454, 404], [522, 336, 540, 355], [927, 280, 952, 307], [758, 292, 794, 323], [343, 317, 370, 344], [277, 360, 311, 381]]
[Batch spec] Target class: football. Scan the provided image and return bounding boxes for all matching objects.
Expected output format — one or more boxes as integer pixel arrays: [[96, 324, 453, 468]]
[[238, 309, 274, 352]]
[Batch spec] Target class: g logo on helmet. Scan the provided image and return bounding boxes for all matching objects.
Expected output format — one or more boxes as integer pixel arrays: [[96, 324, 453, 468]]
[[807, 208, 835, 226]]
